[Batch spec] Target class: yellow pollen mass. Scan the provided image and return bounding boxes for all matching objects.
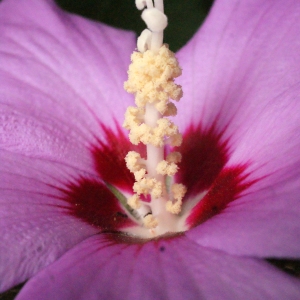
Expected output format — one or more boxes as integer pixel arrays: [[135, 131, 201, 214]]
[[168, 133, 183, 147], [127, 194, 141, 210], [123, 2, 187, 234], [125, 151, 145, 172], [156, 160, 178, 176], [162, 102, 177, 117], [165, 184, 187, 215], [172, 183, 187, 202], [143, 214, 158, 229], [124, 44, 182, 114], [123, 106, 145, 129], [134, 169, 147, 181], [166, 199, 182, 215], [166, 152, 182, 163], [133, 178, 163, 199]]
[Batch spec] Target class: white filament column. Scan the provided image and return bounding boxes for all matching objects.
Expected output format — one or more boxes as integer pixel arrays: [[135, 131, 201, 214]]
[[140, 1, 167, 222], [124, 1, 186, 234]]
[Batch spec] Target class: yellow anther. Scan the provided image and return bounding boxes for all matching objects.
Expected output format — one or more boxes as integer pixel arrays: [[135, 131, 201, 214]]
[[143, 214, 158, 229], [168, 133, 183, 147], [123, 106, 145, 130], [127, 194, 141, 209], [166, 82, 183, 101], [127, 117, 181, 147], [134, 169, 147, 181], [166, 199, 182, 214], [134, 178, 149, 195], [165, 184, 187, 214], [172, 183, 187, 201], [133, 178, 162, 199], [150, 181, 163, 199], [124, 45, 182, 114], [166, 152, 182, 163], [156, 160, 178, 176], [163, 103, 177, 117], [156, 119, 179, 137], [128, 123, 151, 145], [125, 151, 145, 173]]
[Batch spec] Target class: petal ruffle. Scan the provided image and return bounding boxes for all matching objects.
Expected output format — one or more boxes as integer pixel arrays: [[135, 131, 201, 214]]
[[175, 0, 300, 256], [16, 234, 300, 300]]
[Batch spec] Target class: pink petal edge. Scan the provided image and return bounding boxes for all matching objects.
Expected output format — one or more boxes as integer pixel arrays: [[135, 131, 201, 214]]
[[16, 234, 300, 300]]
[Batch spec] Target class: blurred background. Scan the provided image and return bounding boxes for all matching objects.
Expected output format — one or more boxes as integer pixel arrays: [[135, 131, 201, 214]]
[[55, 0, 214, 51]]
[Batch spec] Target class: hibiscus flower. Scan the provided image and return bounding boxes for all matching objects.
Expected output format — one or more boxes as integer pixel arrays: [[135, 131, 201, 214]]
[[1, 0, 300, 298]]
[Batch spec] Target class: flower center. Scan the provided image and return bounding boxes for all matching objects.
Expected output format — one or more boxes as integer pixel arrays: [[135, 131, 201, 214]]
[[57, 1, 257, 242], [59, 123, 255, 240], [122, 0, 187, 238]]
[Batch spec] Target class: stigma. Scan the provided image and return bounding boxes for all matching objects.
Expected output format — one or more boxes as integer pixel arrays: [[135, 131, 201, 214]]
[[123, 0, 187, 238]]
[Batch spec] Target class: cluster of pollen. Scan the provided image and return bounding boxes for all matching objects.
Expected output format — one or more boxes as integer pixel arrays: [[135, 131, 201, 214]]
[[124, 45, 182, 114], [123, 46, 183, 148], [123, 46, 187, 230], [123, 0, 186, 234]]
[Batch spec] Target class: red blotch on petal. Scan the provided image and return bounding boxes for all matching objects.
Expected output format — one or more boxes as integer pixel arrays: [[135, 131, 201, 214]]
[[59, 177, 136, 231], [56, 122, 257, 235], [176, 123, 229, 198], [92, 124, 146, 192], [186, 165, 256, 228]]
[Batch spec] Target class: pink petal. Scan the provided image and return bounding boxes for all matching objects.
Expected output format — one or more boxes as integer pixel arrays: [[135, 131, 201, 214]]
[[0, 0, 137, 291], [175, 0, 300, 180], [175, 0, 300, 256], [176, 0, 300, 135], [187, 173, 300, 257], [16, 234, 300, 299], [0, 150, 100, 292], [0, 0, 135, 170], [0, 129, 139, 291]]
